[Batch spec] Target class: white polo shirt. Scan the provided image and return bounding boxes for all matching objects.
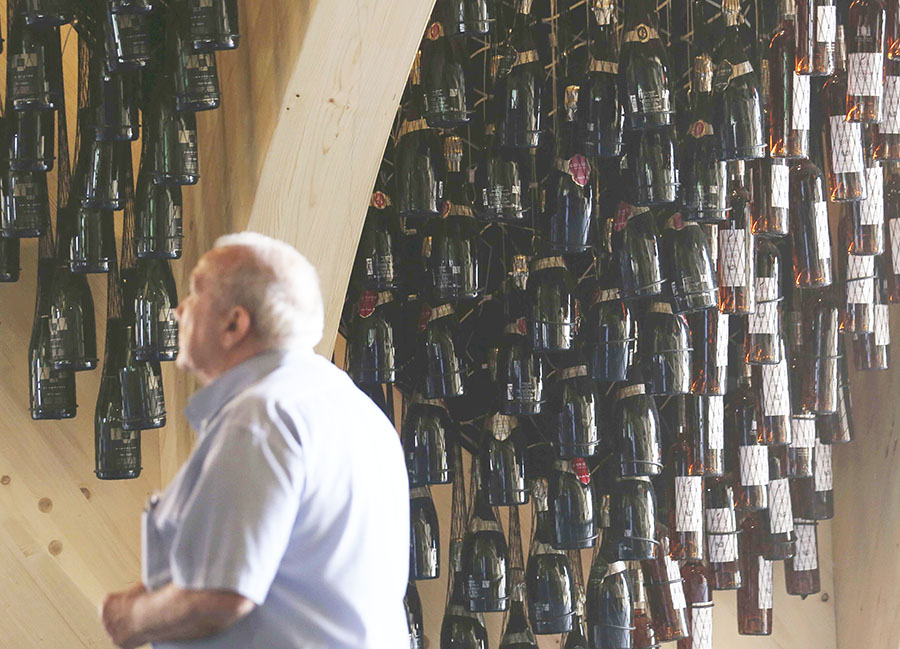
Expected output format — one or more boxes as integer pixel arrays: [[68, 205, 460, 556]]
[[142, 348, 410, 648]]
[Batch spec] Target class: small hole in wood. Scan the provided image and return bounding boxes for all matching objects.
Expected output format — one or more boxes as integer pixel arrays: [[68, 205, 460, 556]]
[[38, 498, 52, 513], [0, 475, 11, 485], [48, 540, 63, 556], [821, 592, 830, 602], [80, 487, 91, 500]]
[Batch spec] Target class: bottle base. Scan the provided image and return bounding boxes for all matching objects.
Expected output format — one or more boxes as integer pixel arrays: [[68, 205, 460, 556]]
[[123, 415, 166, 431], [151, 173, 200, 187], [95, 469, 142, 480], [95, 126, 139, 143], [467, 595, 509, 613], [9, 160, 54, 174], [31, 408, 77, 421], [53, 358, 99, 372]]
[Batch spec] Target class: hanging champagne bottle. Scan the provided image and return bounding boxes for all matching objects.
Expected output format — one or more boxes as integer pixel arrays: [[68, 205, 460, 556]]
[[499, 506, 539, 649], [737, 512, 774, 635], [785, 519, 822, 595], [719, 162, 757, 314], [764, 447, 796, 560], [29, 260, 77, 420], [144, 74, 200, 186], [47, 256, 99, 370], [526, 478, 575, 634], [712, 0, 766, 160], [92, 60, 140, 142], [6, 17, 64, 111], [546, 363, 600, 459], [105, 8, 152, 72], [352, 188, 399, 291], [853, 283, 891, 369], [663, 218, 717, 313], [705, 478, 742, 590], [613, 204, 665, 299], [669, 405, 705, 560], [585, 553, 632, 649], [682, 54, 730, 222], [78, 130, 123, 211], [727, 360, 769, 511], [585, 285, 634, 383], [846, 0, 886, 124], [474, 105, 525, 222], [477, 413, 527, 506], [691, 395, 725, 476], [1, 168, 51, 238], [420, 303, 465, 398], [769, 0, 811, 159], [800, 0, 837, 76], [496, 0, 545, 149], [108, 0, 155, 16], [611, 476, 658, 560], [397, 52, 444, 219], [547, 86, 594, 254], [794, 0, 816, 74], [421, 9, 469, 128], [549, 459, 597, 549], [751, 159, 791, 237], [461, 478, 509, 612], [96, 318, 143, 479], [186, 0, 240, 52], [21, 0, 72, 28], [615, 380, 662, 477], [0, 238, 21, 283], [119, 325, 166, 430], [8, 109, 54, 172], [874, 59, 900, 160], [406, 582, 425, 649], [618, 0, 673, 129], [630, 564, 660, 649], [625, 127, 678, 206], [168, 0, 221, 111], [562, 551, 590, 649], [679, 562, 714, 649], [822, 27, 869, 201], [403, 397, 453, 487], [496, 316, 544, 415], [790, 143, 833, 287], [579, 0, 623, 158], [134, 168, 183, 259], [890, 0, 900, 59], [639, 302, 693, 396], [845, 163, 886, 254], [842, 251, 877, 332], [526, 256, 578, 351], [409, 485, 440, 580], [641, 528, 689, 642], [745, 241, 784, 364], [348, 289, 397, 384]]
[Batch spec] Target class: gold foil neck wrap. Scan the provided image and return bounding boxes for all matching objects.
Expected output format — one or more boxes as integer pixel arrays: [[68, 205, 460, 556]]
[[429, 303, 455, 324], [444, 136, 464, 172], [565, 84, 580, 110], [518, 0, 534, 15], [488, 413, 517, 440], [376, 291, 394, 307], [514, 49, 539, 68], [557, 365, 588, 381], [410, 50, 422, 85], [592, 0, 615, 24], [648, 301, 673, 315], [589, 58, 618, 74], [722, 0, 741, 22], [399, 118, 428, 138], [616, 384, 646, 400], [533, 256, 566, 272], [694, 54, 714, 93]]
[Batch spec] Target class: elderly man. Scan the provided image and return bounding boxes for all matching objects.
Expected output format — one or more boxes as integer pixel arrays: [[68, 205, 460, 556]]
[[100, 232, 410, 648]]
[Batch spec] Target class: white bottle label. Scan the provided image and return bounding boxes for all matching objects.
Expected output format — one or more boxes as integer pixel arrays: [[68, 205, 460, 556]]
[[719, 229, 748, 287], [814, 439, 834, 492], [815, 202, 832, 260], [848, 52, 884, 98], [758, 557, 774, 609], [676, 476, 704, 532], [829, 117, 865, 174], [706, 507, 736, 534], [875, 304, 891, 346], [768, 478, 794, 534], [771, 163, 790, 209], [707, 396, 725, 450], [706, 508, 738, 562], [749, 278, 779, 334], [860, 166, 884, 226], [716, 313, 730, 366], [762, 357, 791, 417], [817, 5, 836, 43], [884, 77, 900, 134], [794, 525, 819, 571], [890, 218, 900, 274], [792, 73, 810, 131], [740, 445, 770, 486], [690, 605, 713, 649], [666, 557, 687, 610], [792, 416, 817, 449], [847, 254, 875, 304]]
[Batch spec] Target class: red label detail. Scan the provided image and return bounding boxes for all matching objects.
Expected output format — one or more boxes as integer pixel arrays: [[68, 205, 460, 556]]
[[427, 22, 444, 40], [689, 120, 706, 138], [358, 290, 378, 318], [671, 212, 684, 230], [517, 317, 528, 335], [614, 201, 633, 232], [568, 154, 591, 187], [441, 200, 451, 218], [372, 191, 388, 209], [572, 458, 591, 485], [418, 305, 432, 331]]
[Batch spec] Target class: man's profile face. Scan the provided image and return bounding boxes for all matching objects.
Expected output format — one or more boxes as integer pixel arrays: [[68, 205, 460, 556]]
[[175, 253, 226, 383]]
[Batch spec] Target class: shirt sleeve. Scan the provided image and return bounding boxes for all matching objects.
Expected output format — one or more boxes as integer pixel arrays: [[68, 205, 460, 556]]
[[168, 419, 305, 606]]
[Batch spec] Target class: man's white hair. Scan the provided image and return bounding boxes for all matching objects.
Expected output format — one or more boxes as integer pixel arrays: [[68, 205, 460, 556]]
[[212, 231, 324, 350]]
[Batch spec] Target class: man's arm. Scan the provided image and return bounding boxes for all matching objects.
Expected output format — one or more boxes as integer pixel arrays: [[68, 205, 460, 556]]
[[101, 582, 255, 649]]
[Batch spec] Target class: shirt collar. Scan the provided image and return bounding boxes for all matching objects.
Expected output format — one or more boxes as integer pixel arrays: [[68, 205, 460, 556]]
[[185, 348, 309, 431]]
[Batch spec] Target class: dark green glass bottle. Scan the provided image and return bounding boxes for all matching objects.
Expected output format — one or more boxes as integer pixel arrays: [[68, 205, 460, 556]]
[[347, 290, 396, 384], [409, 485, 440, 579], [187, 0, 240, 52], [585, 556, 632, 649], [618, 0, 674, 129], [92, 61, 140, 142], [105, 9, 152, 72], [496, 0, 545, 149], [579, 0, 624, 158], [108, 0, 155, 14], [1, 169, 50, 238], [44, 256, 98, 372], [64, 203, 115, 274], [77, 125, 123, 210], [351, 189, 400, 290], [119, 322, 166, 430], [0, 238, 21, 282], [20, 0, 73, 29], [406, 581, 425, 649], [461, 486, 509, 612], [712, 0, 766, 160], [144, 75, 200, 186], [396, 51, 444, 219], [134, 169, 183, 258], [7, 17, 64, 111], [29, 313, 77, 420], [127, 258, 179, 362], [421, 10, 469, 128], [169, 1, 221, 111], [95, 318, 143, 480], [8, 109, 55, 172]]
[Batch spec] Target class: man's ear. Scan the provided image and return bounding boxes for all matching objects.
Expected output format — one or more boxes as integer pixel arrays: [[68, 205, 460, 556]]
[[222, 306, 253, 349]]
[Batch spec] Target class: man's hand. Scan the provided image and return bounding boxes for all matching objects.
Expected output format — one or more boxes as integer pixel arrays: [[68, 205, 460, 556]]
[[101, 583, 149, 649]]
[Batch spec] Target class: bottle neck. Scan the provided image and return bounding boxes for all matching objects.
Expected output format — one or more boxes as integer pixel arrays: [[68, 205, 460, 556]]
[[589, 8, 618, 59], [623, 0, 659, 30], [692, 54, 714, 95]]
